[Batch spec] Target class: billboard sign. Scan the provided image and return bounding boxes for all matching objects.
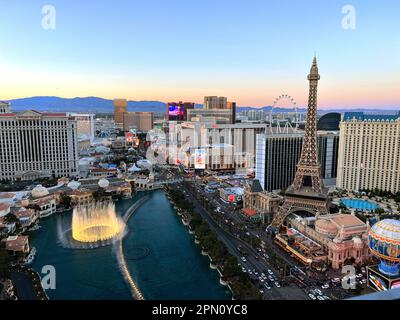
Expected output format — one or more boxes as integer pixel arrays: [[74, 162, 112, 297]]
[[168, 105, 185, 117], [367, 268, 390, 292], [126, 132, 134, 142], [194, 148, 206, 169]]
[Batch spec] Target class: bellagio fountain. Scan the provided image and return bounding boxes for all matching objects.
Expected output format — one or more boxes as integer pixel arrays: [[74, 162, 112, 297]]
[[58, 201, 126, 249]]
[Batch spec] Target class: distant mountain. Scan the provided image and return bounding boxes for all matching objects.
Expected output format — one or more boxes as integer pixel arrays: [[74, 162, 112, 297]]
[[237, 106, 307, 113], [7, 96, 167, 113], [4, 96, 398, 115], [237, 106, 399, 115]]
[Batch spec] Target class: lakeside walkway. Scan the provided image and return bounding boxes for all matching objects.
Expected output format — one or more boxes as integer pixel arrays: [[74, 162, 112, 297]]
[[115, 196, 149, 300]]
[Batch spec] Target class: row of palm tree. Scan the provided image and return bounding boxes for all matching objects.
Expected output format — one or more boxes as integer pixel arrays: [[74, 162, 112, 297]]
[[166, 187, 261, 300]]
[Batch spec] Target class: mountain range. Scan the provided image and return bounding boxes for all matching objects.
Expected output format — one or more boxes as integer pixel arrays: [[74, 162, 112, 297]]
[[3, 96, 398, 114]]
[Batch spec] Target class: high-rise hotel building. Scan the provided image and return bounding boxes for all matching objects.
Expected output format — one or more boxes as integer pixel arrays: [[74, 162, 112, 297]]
[[201, 96, 236, 124], [114, 99, 127, 126], [0, 110, 79, 181], [123, 112, 154, 132], [256, 130, 339, 192], [337, 112, 400, 193], [0, 101, 11, 114]]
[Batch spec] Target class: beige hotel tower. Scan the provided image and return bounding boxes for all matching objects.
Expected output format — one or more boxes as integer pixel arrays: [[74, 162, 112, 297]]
[[337, 112, 400, 194]]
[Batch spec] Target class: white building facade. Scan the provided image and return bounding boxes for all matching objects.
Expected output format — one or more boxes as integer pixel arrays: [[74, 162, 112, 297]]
[[67, 113, 95, 143], [0, 110, 79, 181], [0, 101, 11, 114], [337, 112, 400, 193], [167, 121, 267, 171]]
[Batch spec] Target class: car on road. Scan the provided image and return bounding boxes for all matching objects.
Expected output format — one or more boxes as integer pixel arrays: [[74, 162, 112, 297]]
[[267, 269, 273, 275], [241, 257, 247, 262], [264, 284, 271, 290], [317, 296, 325, 301], [259, 289, 264, 294], [274, 282, 281, 288], [323, 296, 330, 300], [308, 294, 316, 300], [321, 284, 329, 289]]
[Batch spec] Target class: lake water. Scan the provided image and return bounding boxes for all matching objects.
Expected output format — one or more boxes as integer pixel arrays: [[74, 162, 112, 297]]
[[30, 190, 231, 300]]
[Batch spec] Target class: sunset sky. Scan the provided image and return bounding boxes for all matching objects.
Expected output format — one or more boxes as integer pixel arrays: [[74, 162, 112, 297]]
[[0, 0, 399, 108]]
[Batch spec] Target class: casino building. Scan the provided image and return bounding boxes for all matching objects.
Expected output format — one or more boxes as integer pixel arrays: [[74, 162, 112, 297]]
[[0, 110, 79, 181], [275, 213, 371, 270], [255, 130, 339, 192], [337, 112, 400, 193]]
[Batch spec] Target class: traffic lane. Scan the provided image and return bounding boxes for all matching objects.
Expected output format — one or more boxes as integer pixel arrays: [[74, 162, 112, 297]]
[[196, 189, 311, 300], [184, 186, 286, 300], [187, 187, 282, 277], [183, 187, 270, 289], [185, 182, 309, 299]]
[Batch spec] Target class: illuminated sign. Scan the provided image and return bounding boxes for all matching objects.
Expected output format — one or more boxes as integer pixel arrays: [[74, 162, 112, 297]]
[[194, 148, 206, 169], [168, 105, 185, 117], [366, 267, 400, 292], [126, 132, 134, 142]]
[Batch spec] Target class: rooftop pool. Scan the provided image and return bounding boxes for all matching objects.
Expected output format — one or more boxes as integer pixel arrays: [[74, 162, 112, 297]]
[[341, 198, 379, 211]]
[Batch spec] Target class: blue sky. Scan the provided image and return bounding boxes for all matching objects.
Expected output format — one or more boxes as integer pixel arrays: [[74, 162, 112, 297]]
[[0, 0, 399, 108]]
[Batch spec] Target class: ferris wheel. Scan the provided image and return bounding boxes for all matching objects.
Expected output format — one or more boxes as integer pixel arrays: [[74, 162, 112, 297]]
[[269, 94, 299, 133]]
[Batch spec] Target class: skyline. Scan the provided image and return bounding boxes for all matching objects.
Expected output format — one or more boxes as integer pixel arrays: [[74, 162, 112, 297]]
[[1, 0, 400, 108]]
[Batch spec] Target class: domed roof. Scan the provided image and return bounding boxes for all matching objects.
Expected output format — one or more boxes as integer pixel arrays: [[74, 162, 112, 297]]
[[98, 179, 110, 189], [67, 181, 81, 190], [95, 146, 110, 154], [315, 219, 338, 235], [369, 219, 400, 243], [317, 112, 341, 131], [31, 185, 49, 198]]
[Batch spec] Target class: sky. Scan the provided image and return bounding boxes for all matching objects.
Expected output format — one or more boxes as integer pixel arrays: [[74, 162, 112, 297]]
[[0, 0, 399, 109]]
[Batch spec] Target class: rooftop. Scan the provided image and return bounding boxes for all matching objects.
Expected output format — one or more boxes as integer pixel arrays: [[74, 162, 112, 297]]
[[343, 112, 400, 122], [0, 202, 11, 212], [242, 208, 257, 217], [0, 192, 16, 199], [250, 179, 263, 193], [14, 209, 35, 218], [329, 214, 366, 228]]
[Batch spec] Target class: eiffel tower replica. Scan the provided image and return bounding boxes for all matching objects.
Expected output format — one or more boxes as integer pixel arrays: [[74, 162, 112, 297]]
[[270, 57, 330, 229]]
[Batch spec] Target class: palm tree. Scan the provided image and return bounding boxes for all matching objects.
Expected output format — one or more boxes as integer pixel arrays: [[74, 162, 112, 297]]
[[4, 214, 18, 225]]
